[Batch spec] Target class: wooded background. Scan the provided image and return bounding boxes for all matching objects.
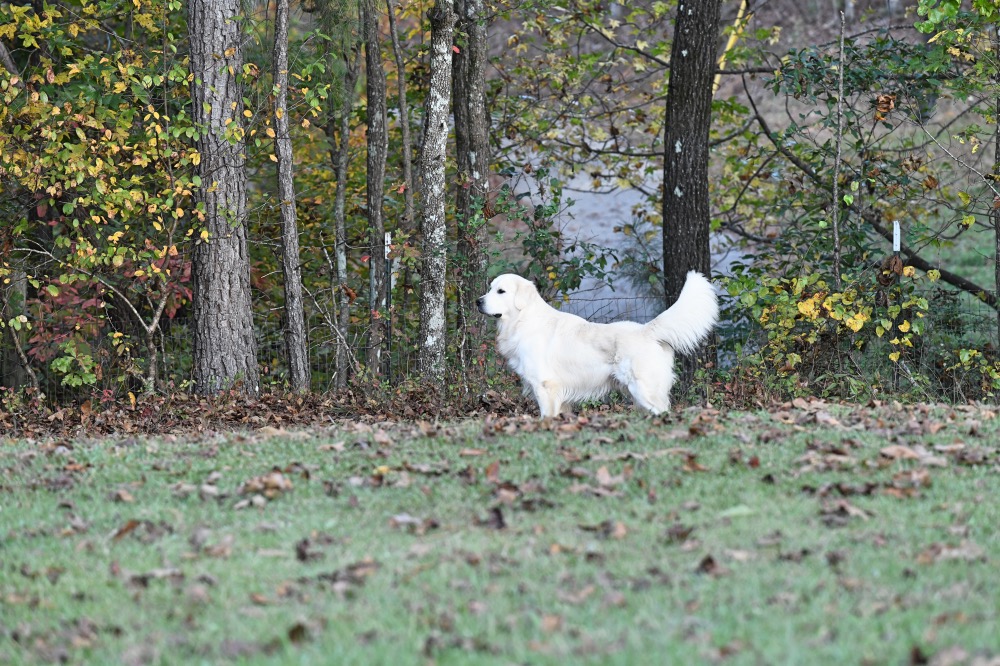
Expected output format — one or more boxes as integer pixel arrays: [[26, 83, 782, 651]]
[[3, 0, 1000, 407]]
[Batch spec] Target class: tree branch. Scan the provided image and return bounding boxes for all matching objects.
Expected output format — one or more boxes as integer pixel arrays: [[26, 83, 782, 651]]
[[0, 40, 20, 82], [743, 77, 1000, 310]]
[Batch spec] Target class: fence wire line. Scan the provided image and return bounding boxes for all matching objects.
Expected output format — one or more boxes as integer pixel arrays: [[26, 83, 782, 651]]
[[5, 282, 999, 402]]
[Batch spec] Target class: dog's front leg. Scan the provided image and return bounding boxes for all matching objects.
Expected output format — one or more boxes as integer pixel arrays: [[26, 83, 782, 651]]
[[532, 380, 563, 418]]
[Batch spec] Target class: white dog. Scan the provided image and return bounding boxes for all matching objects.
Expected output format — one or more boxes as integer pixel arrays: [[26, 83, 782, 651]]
[[476, 272, 718, 416]]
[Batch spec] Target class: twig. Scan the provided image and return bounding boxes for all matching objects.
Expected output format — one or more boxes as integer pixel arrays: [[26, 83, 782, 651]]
[[743, 76, 1000, 311], [831, 11, 845, 290], [1, 301, 40, 391], [301, 281, 362, 378]]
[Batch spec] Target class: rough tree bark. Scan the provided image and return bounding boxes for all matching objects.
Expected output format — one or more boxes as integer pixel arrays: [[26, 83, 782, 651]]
[[386, 0, 416, 231], [188, 0, 259, 394], [452, 0, 490, 370], [273, 0, 311, 392], [324, 42, 360, 389], [362, 0, 388, 374], [993, 26, 1000, 344], [418, 0, 456, 385], [0, 267, 35, 390], [662, 0, 722, 384]]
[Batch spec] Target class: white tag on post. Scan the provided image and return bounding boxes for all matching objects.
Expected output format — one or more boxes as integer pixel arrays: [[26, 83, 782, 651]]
[[892, 220, 900, 253]]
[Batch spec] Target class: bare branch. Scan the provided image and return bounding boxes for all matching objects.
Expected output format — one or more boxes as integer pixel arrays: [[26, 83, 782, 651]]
[[744, 77, 1000, 311]]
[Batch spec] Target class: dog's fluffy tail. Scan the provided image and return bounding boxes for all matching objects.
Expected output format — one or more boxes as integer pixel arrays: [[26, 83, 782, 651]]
[[645, 271, 719, 354]]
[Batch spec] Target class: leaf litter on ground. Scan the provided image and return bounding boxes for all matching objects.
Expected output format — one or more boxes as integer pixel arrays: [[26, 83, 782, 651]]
[[1, 401, 999, 664]]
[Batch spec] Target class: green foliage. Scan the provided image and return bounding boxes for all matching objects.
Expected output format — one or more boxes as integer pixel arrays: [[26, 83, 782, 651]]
[[725, 263, 932, 399], [947, 348, 1000, 397], [707, 12, 1000, 400], [490, 165, 617, 301], [916, 0, 1000, 33], [50, 338, 98, 387], [6, 0, 1000, 404], [0, 0, 201, 392]]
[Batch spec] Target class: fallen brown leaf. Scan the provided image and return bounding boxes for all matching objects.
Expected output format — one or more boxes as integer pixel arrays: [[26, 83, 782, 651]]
[[112, 519, 141, 541], [682, 453, 708, 473], [695, 554, 728, 576], [881, 445, 921, 460], [916, 540, 985, 565]]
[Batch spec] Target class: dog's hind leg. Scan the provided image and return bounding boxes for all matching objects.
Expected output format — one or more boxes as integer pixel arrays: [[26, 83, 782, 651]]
[[622, 361, 673, 415], [628, 384, 670, 415]]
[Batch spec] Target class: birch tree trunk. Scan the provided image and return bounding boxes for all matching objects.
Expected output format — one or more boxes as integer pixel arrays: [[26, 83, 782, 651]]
[[418, 0, 456, 385], [188, 0, 259, 394], [273, 0, 311, 392], [661, 0, 722, 384], [452, 0, 490, 368], [362, 0, 388, 374]]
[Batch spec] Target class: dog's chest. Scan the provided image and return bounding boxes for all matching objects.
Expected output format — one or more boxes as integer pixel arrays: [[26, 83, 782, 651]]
[[496, 328, 536, 377]]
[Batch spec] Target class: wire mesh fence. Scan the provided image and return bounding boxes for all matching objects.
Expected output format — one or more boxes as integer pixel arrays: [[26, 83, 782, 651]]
[[5, 279, 999, 405]]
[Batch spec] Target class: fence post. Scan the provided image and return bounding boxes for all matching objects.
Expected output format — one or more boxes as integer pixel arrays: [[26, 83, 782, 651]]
[[892, 220, 901, 390], [385, 231, 392, 383]]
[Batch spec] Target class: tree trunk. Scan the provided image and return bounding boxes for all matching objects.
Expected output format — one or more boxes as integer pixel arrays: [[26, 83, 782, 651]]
[[386, 0, 416, 232], [325, 44, 360, 389], [362, 0, 388, 375], [273, 0, 311, 392], [188, 0, 259, 394], [0, 267, 35, 390], [662, 0, 722, 385], [418, 0, 456, 386], [994, 27, 1000, 346], [452, 0, 490, 371]]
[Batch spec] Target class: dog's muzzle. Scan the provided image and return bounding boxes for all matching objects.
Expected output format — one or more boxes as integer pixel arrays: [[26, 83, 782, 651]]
[[476, 297, 501, 318]]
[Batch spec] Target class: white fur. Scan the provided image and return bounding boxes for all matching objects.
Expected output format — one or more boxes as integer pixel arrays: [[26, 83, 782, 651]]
[[476, 271, 718, 417]]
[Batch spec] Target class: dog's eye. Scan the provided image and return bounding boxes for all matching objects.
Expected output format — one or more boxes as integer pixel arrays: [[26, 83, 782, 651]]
[[496, 289, 505, 294]]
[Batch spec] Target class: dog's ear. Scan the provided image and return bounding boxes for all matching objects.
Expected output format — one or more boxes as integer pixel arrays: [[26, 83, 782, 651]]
[[514, 277, 535, 310]]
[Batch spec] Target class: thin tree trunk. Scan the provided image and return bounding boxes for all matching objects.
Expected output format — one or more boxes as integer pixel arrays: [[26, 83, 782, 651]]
[[325, 44, 360, 389], [0, 40, 20, 83], [994, 27, 1000, 345], [452, 0, 471, 372], [3, 321, 38, 392], [418, 0, 456, 385], [831, 11, 846, 291], [662, 0, 722, 386], [188, 0, 259, 394], [452, 0, 490, 370], [386, 0, 416, 231], [387, 0, 420, 331], [273, 0, 311, 392], [0, 268, 36, 390], [363, 0, 388, 374]]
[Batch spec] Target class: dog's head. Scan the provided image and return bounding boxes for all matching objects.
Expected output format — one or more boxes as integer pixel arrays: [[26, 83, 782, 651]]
[[476, 274, 537, 320]]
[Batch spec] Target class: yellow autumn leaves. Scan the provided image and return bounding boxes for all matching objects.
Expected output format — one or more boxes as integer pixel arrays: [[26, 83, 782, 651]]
[[795, 291, 868, 332]]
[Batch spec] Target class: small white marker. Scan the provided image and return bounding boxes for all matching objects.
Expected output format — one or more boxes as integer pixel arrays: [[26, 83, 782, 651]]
[[892, 220, 900, 253]]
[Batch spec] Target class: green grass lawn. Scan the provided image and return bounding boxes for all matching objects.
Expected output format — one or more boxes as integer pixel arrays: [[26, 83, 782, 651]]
[[2, 403, 999, 665]]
